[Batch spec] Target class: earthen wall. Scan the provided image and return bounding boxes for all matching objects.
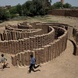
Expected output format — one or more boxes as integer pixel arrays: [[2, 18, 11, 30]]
[[49, 9, 78, 17], [11, 27, 67, 66], [0, 22, 69, 66]]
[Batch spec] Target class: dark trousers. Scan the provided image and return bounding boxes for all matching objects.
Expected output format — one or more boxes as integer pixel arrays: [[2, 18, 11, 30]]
[[29, 64, 40, 73]]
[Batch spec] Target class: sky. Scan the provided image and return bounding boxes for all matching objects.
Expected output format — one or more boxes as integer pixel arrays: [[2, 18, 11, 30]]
[[0, 0, 78, 6]]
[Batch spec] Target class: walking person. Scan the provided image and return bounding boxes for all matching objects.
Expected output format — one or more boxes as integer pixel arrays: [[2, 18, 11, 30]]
[[28, 54, 41, 73], [0, 54, 9, 70]]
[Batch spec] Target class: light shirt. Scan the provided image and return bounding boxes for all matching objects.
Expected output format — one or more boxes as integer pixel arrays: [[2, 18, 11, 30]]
[[0, 57, 6, 63]]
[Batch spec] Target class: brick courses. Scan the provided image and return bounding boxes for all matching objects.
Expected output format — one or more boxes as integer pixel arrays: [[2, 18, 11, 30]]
[[0, 22, 68, 66], [49, 9, 78, 17]]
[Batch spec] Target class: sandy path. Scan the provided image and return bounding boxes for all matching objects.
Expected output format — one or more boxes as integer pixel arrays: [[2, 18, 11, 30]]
[[0, 40, 78, 78]]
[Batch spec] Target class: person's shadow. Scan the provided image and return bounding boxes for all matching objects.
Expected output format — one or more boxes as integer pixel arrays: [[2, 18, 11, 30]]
[[33, 69, 41, 72]]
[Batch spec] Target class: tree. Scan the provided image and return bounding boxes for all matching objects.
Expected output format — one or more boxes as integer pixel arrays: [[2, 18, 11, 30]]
[[16, 4, 22, 16], [9, 6, 18, 18], [0, 8, 10, 21], [22, 1, 34, 16], [32, 0, 51, 15], [22, 0, 51, 16], [52, 2, 62, 9], [63, 3, 72, 8], [9, 6, 17, 14]]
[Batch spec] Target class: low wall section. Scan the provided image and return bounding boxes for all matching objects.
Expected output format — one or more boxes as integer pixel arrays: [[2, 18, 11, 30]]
[[72, 27, 78, 55], [49, 9, 78, 17], [65, 25, 78, 56], [0, 29, 43, 40]]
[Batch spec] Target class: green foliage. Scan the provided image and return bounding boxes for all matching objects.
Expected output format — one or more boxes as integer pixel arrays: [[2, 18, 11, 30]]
[[16, 4, 22, 16], [52, 2, 63, 9], [10, 14, 18, 18], [9, 6, 17, 14], [63, 3, 72, 8], [9, 6, 19, 18], [22, 0, 51, 16], [51, 2, 72, 9], [22, 1, 33, 16], [0, 0, 52, 21], [0, 8, 10, 21]]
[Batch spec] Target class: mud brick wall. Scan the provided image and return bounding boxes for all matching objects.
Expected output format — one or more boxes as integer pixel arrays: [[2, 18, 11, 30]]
[[49, 9, 65, 16], [0, 29, 43, 40], [75, 32, 78, 45], [31, 23, 49, 34], [34, 48, 45, 64], [71, 27, 78, 55], [64, 25, 78, 56], [11, 51, 34, 66], [49, 9, 78, 17], [0, 26, 55, 54], [63, 25, 78, 56], [65, 10, 78, 17], [0, 22, 69, 66], [18, 23, 32, 29], [11, 27, 68, 66], [73, 28, 78, 44], [53, 26, 65, 39], [73, 28, 77, 39], [32, 29, 43, 35], [67, 26, 73, 39], [5, 25, 18, 30], [11, 55, 17, 66], [11, 33, 68, 66], [62, 26, 78, 55], [48, 26, 55, 42], [42, 23, 68, 30], [30, 22, 41, 29], [76, 46, 78, 55]]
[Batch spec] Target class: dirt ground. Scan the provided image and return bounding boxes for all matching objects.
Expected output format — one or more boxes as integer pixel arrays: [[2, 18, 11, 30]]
[[0, 15, 78, 78]]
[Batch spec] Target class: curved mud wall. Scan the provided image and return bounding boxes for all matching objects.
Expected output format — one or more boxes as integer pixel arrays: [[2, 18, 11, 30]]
[[0, 22, 68, 66], [0, 26, 55, 54], [11, 27, 67, 66]]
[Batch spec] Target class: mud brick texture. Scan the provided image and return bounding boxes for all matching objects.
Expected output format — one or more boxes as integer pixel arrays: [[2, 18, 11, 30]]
[[49, 9, 78, 17], [0, 22, 69, 66]]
